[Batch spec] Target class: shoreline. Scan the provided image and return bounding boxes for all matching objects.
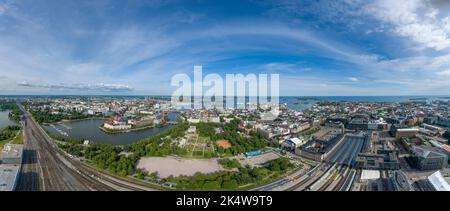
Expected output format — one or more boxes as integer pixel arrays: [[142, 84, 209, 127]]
[[99, 123, 169, 134], [42, 117, 108, 126]]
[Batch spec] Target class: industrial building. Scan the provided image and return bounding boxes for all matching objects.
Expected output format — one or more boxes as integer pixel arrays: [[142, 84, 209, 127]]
[[0, 144, 23, 191], [296, 132, 344, 162], [0, 144, 23, 164], [427, 171, 450, 191], [395, 128, 419, 140], [355, 139, 400, 170], [0, 165, 20, 191], [281, 137, 306, 152], [411, 146, 448, 170], [355, 153, 400, 170]]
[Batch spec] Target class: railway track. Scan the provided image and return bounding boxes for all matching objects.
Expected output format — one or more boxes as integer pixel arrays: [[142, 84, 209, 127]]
[[339, 169, 356, 191], [286, 163, 332, 191], [16, 104, 156, 191], [24, 113, 114, 191]]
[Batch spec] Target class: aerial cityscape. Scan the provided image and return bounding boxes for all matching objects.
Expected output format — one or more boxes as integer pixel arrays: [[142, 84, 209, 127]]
[[1, 0, 450, 193]]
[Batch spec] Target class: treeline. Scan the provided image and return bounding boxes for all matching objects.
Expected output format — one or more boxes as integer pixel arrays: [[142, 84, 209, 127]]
[[0, 125, 21, 141], [85, 144, 138, 176], [57, 139, 137, 177], [218, 158, 242, 169], [30, 108, 92, 123], [164, 157, 294, 190], [0, 101, 21, 122], [196, 119, 275, 155], [0, 102, 17, 111]]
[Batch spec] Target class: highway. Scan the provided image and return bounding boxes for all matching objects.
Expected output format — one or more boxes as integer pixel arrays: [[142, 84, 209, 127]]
[[15, 103, 158, 191]]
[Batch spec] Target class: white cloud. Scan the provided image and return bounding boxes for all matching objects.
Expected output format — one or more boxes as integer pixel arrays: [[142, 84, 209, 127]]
[[0, 0, 11, 15], [347, 77, 359, 82], [18, 82, 134, 91], [436, 70, 450, 76], [364, 0, 450, 50]]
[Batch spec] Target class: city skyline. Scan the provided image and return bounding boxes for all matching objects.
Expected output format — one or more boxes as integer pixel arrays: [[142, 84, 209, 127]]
[[1, 0, 450, 96]]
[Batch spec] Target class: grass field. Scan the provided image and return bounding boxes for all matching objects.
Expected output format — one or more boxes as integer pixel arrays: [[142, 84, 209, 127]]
[[11, 130, 23, 144], [0, 130, 23, 148], [0, 139, 8, 148]]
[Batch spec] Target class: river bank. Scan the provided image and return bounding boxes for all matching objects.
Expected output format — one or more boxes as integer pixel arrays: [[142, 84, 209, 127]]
[[42, 117, 109, 125], [99, 123, 169, 134]]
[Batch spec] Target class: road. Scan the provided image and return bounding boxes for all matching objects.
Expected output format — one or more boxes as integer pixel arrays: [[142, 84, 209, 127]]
[[15, 103, 158, 191]]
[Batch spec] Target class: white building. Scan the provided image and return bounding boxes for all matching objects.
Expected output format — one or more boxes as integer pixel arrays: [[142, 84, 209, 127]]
[[427, 171, 450, 191], [0, 165, 20, 191], [0, 144, 23, 165], [103, 122, 132, 130], [281, 137, 306, 151]]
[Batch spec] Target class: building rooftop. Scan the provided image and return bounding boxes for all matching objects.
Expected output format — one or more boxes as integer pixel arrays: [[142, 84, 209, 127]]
[[285, 138, 304, 146], [0, 144, 23, 161], [412, 146, 447, 159], [397, 128, 419, 132], [361, 170, 380, 180], [0, 165, 20, 191], [427, 171, 450, 191]]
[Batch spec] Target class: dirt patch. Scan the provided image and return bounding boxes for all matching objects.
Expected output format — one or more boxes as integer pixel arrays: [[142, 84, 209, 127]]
[[216, 140, 232, 149], [136, 156, 225, 178]]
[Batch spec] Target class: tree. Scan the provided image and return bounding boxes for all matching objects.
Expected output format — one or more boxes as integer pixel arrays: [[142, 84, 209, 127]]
[[202, 181, 221, 190], [136, 169, 146, 180], [221, 179, 238, 189]]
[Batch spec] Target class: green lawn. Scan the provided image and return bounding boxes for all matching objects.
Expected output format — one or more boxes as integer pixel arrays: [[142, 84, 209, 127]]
[[0, 139, 8, 148], [0, 130, 23, 148], [10, 130, 23, 145]]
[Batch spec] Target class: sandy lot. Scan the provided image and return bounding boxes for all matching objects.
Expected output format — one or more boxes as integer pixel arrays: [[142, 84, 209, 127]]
[[136, 156, 225, 178]]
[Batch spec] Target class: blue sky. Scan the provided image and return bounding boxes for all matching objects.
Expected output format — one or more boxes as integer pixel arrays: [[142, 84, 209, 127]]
[[1, 0, 450, 96]]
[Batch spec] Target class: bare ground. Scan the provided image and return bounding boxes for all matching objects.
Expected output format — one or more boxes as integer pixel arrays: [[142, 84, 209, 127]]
[[136, 156, 225, 178]]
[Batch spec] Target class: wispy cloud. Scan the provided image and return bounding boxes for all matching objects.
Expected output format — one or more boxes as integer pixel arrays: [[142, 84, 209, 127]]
[[436, 70, 450, 76], [347, 77, 359, 82], [0, 0, 450, 95], [363, 0, 450, 51], [18, 82, 133, 92]]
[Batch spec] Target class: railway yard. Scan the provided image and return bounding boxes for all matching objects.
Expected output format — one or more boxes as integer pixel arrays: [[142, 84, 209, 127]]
[[253, 131, 430, 192], [253, 162, 418, 191], [15, 104, 158, 191]]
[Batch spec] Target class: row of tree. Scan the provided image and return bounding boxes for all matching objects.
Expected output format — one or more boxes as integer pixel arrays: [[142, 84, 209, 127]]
[[30, 108, 93, 123], [218, 158, 242, 169], [0, 125, 21, 141]]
